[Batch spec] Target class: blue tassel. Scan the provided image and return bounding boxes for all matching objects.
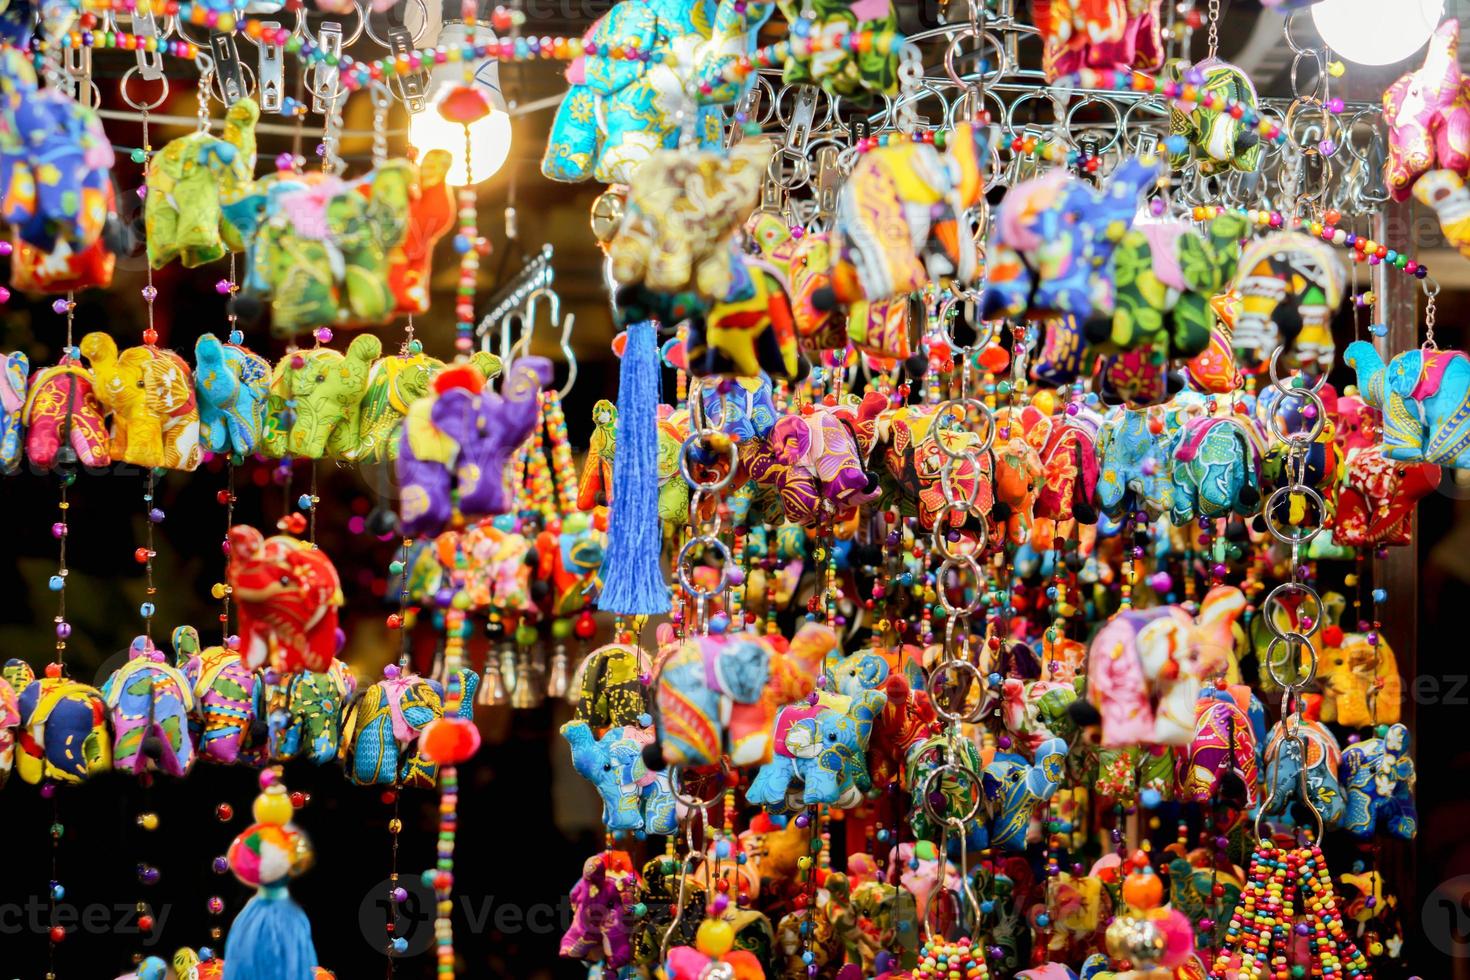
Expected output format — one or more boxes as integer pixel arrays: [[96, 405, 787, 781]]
[[598, 319, 669, 615], [223, 886, 318, 980]]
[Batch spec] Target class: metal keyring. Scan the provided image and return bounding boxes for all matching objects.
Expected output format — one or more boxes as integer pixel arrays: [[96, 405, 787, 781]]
[[1261, 582, 1324, 641], [936, 555, 984, 616], [926, 659, 985, 725], [676, 535, 732, 600], [120, 65, 171, 111], [669, 761, 731, 810], [1265, 630, 1319, 690], [1262, 484, 1325, 544], [1265, 385, 1326, 447], [678, 431, 737, 494], [943, 28, 1009, 89], [361, 0, 429, 46], [1268, 347, 1328, 394], [919, 759, 983, 826], [938, 455, 986, 515], [936, 292, 997, 355], [1063, 94, 1125, 156], [928, 397, 996, 459]]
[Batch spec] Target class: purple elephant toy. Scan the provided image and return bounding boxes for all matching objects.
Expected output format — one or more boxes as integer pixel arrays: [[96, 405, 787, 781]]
[[744, 406, 877, 526], [559, 851, 640, 971]]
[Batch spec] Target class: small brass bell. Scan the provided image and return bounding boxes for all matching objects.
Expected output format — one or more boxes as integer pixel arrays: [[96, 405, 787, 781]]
[[479, 648, 509, 706], [546, 644, 572, 699], [511, 647, 542, 709]]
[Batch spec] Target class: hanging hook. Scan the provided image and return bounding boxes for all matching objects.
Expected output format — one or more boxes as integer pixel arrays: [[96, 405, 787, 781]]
[[515, 286, 579, 398]]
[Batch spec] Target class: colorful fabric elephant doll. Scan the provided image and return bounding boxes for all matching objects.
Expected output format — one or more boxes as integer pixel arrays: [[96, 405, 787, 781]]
[[0, 674, 17, 787], [227, 524, 343, 674], [2, 659, 112, 784], [861, 398, 995, 531], [983, 737, 1068, 851], [80, 332, 202, 471], [1168, 414, 1262, 523], [652, 621, 836, 768], [1019, 404, 1101, 551], [387, 149, 455, 316], [578, 399, 617, 511], [1032, 0, 1163, 82], [255, 660, 356, 765], [0, 350, 25, 474], [0, 46, 116, 254], [775, 0, 898, 101], [744, 405, 879, 527], [144, 97, 260, 268], [1340, 723, 1416, 840], [560, 850, 643, 971], [1257, 698, 1344, 829], [993, 430, 1046, 547], [561, 720, 678, 835], [261, 333, 382, 459], [982, 157, 1159, 322], [251, 163, 414, 334], [1091, 212, 1249, 359], [573, 642, 651, 730], [21, 352, 111, 470], [540, 0, 775, 185], [746, 213, 847, 352], [1176, 687, 1262, 809], [1228, 232, 1345, 373], [609, 140, 771, 300], [1343, 338, 1470, 468], [340, 668, 478, 787], [1086, 585, 1246, 747], [347, 347, 448, 464], [746, 687, 888, 811], [1316, 626, 1401, 728], [9, 182, 120, 294], [100, 635, 196, 777], [171, 626, 256, 766], [1095, 405, 1181, 520], [683, 252, 805, 381], [1166, 58, 1265, 175], [1382, 18, 1470, 202], [194, 332, 271, 458], [827, 121, 992, 306]]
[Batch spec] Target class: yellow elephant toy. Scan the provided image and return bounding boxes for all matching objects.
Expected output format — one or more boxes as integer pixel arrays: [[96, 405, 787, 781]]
[[79, 332, 202, 471], [1316, 627, 1401, 728]]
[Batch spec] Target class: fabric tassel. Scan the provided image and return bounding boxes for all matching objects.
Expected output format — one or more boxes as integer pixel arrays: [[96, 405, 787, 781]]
[[222, 885, 318, 980], [598, 320, 669, 614]]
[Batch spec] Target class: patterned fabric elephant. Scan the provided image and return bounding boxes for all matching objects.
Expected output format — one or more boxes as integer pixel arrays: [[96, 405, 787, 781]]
[[0, 46, 115, 253], [388, 149, 455, 316], [227, 524, 343, 674], [194, 333, 271, 457], [1340, 723, 1416, 840], [1227, 232, 1345, 373], [560, 851, 642, 971], [257, 659, 356, 765], [144, 97, 260, 268], [21, 354, 111, 470], [2, 659, 112, 784], [1258, 709, 1344, 828], [746, 687, 887, 810], [561, 720, 677, 835], [678, 257, 805, 380], [1033, 0, 1163, 82], [1095, 405, 1182, 519], [746, 215, 845, 353], [540, 0, 775, 185], [101, 636, 195, 776], [1169, 415, 1262, 523], [775, 0, 899, 101], [347, 348, 446, 464], [171, 626, 256, 766], [0, 350, 25, 473], [983, 737, 1067, 851], [860, 399, 995, 531], [262, 333, 382, 459], [745, 406, 878, 527], [80, 332, 202, 471], [340, 668, 477, 787], [1317, 629, 1401, 728], [1166, 58, 1264, 175], [1343, 339, 1470, 467], [1383, 19, 1470, 202], [1176, 688, 1261, 809]]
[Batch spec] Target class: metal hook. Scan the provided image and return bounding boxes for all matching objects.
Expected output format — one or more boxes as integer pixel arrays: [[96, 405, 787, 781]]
[[515, 287, 579, 398]]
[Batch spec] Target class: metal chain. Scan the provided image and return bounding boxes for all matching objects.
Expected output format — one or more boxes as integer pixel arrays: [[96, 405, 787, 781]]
[[1207, 0, 1221, 60]]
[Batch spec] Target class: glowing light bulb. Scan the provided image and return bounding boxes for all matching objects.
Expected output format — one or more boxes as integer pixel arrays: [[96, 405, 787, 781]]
[[1310, 0, 1445, 66], [407, 23, 512, 185]]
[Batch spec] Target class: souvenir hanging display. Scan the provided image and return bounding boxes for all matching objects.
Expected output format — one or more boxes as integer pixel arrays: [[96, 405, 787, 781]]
[[0, 0, 1458, 977]]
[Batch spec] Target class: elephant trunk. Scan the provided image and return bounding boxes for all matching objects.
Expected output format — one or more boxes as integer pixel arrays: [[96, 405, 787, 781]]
[[1343, 341, 1387, 409]]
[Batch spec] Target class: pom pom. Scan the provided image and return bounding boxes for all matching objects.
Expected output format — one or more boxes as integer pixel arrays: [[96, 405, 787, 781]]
[[419, 716, 481, 765], [433, 364, 486, 395], [1067, 699, 1102, 727], [1322, 625, 1345, 648]]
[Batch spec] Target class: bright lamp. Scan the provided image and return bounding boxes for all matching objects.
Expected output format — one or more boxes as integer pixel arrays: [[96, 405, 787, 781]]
[[1311, 0, 1445, 66], [408, 22, 512, 185]]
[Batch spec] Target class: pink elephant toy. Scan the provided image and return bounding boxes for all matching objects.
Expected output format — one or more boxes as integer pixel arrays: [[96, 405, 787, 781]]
[[1383, 18, 1470, 202]]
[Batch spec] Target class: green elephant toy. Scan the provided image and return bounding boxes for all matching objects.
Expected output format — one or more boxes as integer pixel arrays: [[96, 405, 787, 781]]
[[1344, 339, 1470, 467], [253, 162, 413, 335], [1166, 58, 1264, 176], [255, 660, 356, 766], [348, 348, 446, 464], [262, 333, 382, 459], [145, 97, 260, 269]]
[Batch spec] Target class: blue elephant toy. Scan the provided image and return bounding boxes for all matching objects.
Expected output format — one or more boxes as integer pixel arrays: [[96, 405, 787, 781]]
[[340, 668, 477, 787], [1169, 414, 1262, 523], [2, 659, 112, 784], [195, 333, 272, 457], [258, 660, 357, 766], [0, 351, 26, 474], [0, 46, 116, 253], [1095, 406, 1183, 520], [982, 736, 1067, 851], [747, 687, 887, 811], [1258, 713, 1345, 829], [1344, 339, 1470, 467], [1340, 722, 1416, 840], [824, 649, 889, 698], [540, 0, 775, 185], [700, 374, 778, 441], [561, 720, 678, 836]]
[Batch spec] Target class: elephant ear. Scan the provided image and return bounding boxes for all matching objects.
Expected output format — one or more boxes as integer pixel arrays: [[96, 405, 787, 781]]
[[78, 331, 118, 373], [581, 3, 656, 94], [850, 689, 888, 748], [1, 352, 27, 413]]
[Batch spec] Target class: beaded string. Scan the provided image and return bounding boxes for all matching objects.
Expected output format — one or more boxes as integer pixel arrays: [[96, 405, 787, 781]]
[[427, 604, 468, 979]]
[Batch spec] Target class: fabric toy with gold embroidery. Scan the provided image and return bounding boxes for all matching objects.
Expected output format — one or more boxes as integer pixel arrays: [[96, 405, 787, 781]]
[[1166, 58, 1264, 175], [684, 253, 804, 380], [776, 0, 899, 102], [746, 213, 846, 352], [227, 524, 344, 675], [22, 351, 111, 470], [1032, 0, 1164, 82], [1315, 625, 1402, 728], [388, 149, 456, 316], [79, 331, 202, 471], [347, 346, 449, 463], [578, 398, 618, 510], [340, 665, 478, 787], [261, 333, 383, 459]]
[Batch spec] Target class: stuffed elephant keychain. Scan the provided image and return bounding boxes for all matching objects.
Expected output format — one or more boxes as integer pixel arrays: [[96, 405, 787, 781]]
[[79, 332, 202, 471], [340, 666, 478, 787], [226, 524, 343, 675], [22, 351, 111, 470], [561, 720, 677, 835], [171, 626, 256, 766], [2, 659, 112, 784], [100, 635, 196, 777], [194, 333, 271, 458], [1383, 18, 1470, 203], [0, 350, 25, 474], [261, 334, 383, 459]]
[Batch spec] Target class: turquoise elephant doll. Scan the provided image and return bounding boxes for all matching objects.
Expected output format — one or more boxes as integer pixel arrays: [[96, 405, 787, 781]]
[[262, 333, 383, 459], [144, 97, 260, 269], [195, 333, 271, 457], [541, 0, 776, 185], [256, 659, 356, 765], [1340, 722, 1416, 840], [340, 668, 478, 787], [746, 687, 887, 810], [2, 659, 112, 784], [100, 636, 196, 777], [824, 649, 889, 698], [1095, 406, 1182, 519], [1168, 414, 1262, 523], [561, 720, 678, 836], [0, 46, 115, 254], [1258, 713, 1344, 830], [983, 736, 1067, 851], [1343, 339, 1470, 467], [171, 626, 256, 766], [0, 350, 25, 474]]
